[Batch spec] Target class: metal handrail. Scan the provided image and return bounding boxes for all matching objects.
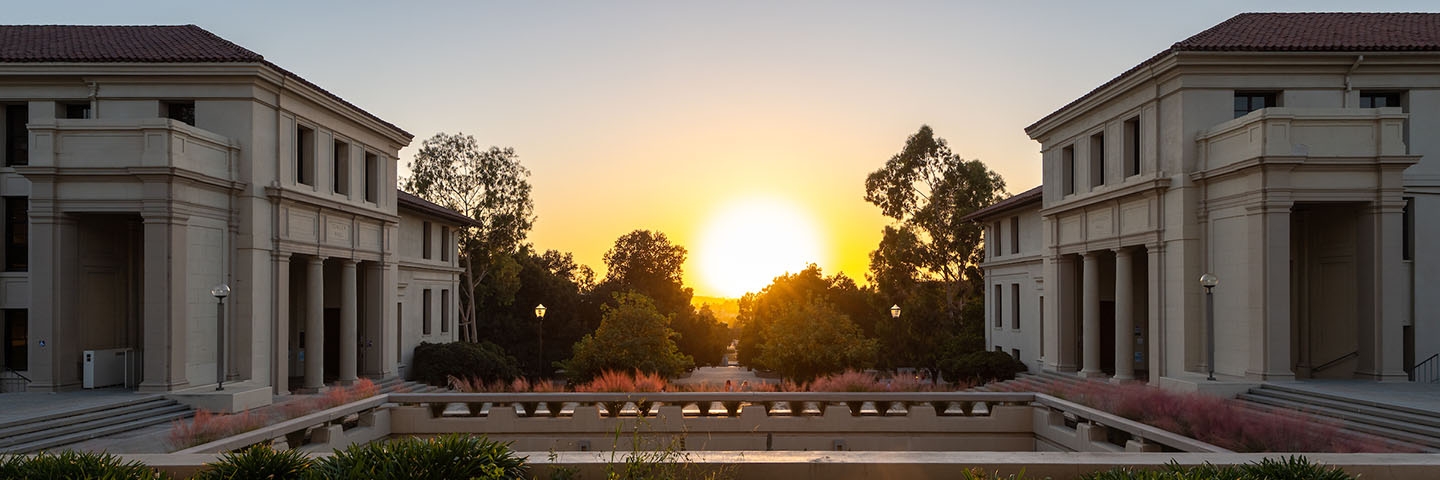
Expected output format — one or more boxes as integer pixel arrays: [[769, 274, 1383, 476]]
[[3, 366, 29, 383], [1413, 353, 1440, 383], [1312, 351, 1358, 373], [0, 366, 29, 392]]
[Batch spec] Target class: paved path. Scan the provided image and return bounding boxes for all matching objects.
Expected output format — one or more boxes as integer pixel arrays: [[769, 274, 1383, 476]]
[[672, 366, 772, 389]]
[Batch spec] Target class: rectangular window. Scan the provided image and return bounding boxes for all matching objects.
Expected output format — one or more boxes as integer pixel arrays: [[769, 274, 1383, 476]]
[[995, 346, 1004, 353], [993, 284, 1003, 328], [1039, 296, 1045, 357], [440, 227, 450, 262], [1089, 132, 1105, 188], [4, 105, 28, 167], [1061, 145, 1075, 195], [1012, 348, 1020, 361], [332, 140, 350, 195], [422, 289, 432, 335], [992, 221, 1002, 257], [2, 309, 25, 371], [1360, 91, 1403, 109], [296, 125, 315, 186], [1009, 216, 1020, 254], [422, 221, 432, 260], [364, 152, 379, 203], [5, 198, 26, 272], [1233, 91, 1278, 118], [163, 101, 195, 126], [440, 289, 450, 333], [396, 302, 403, 359], [1011, 283, 1020, 329], [1403, 197, 1414, 261], [61, 103, 91, 119], [1123, 117, 1140, 177]]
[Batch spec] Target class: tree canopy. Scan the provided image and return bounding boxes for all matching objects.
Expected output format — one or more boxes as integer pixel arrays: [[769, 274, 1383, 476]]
[[737, 265, 882, 380], [403, 132, 534, 342], [864, 125, 1006, 376], [559, 292, 694, 382]]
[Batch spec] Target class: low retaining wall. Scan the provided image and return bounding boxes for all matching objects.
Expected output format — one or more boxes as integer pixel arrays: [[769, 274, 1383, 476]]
[[121, 451, 1440, 480]]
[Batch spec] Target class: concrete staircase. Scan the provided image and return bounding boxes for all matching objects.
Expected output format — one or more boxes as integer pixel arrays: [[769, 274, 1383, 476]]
[[969, 370, 1089, 393], [1236, 383, 1440, 452], [0, 396, 193, 453], [375, 376, 444, 394]]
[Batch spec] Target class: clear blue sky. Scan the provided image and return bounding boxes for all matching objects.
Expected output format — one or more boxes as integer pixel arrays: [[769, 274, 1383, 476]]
[[11, 1, 1438, 296]]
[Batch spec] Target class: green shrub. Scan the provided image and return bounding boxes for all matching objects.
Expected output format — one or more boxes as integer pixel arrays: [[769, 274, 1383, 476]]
[[193, 444, 310, 480], [939, 350, 1027, 384], [309, 433, 526, 480], [410, 341, 522, 386], [1082, 457, 1352, 480], [1, 450, 168, 479]]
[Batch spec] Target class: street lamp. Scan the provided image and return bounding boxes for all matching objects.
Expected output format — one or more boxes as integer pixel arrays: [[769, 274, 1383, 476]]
[[1200, 274, 1219, 381], [890, 304, 901, 319], [534, 304, 547, 377], [211, 283, 230, 391]]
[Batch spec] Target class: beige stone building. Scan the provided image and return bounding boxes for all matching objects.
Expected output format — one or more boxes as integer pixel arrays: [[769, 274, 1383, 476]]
[[1018, 13, 1440, 387], [0, 25, 469, 407], [966, 186, 1045, 372]]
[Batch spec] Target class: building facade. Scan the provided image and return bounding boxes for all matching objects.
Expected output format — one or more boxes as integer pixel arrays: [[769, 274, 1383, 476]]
[[966, 186, 1045, 372], [1021, 13, 1439, 387], [0, 26, 468, 403]]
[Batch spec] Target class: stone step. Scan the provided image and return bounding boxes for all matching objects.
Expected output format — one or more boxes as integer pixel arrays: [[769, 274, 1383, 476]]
[[1236, 392, 1440, 450], [1234, 395, 1439, 451], [0, 395, 166, 431], [1, 407, 194, 454], [1255, 383, 1440, 421], [0, 401, 191, 450], [0, 397, 176, 440], [1244, 386, 1440, 431]]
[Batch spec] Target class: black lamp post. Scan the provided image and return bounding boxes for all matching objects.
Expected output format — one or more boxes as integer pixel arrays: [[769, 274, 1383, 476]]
[[211, 283, 230, 391], [1200, 273, 1218, 381], [534, 304, 547, 377]]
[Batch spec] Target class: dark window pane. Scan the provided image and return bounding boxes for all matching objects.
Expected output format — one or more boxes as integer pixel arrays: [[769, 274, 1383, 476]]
[[5, 198, 26, 272], [3, 309, 26, 370], [5, 106, 28, 166]]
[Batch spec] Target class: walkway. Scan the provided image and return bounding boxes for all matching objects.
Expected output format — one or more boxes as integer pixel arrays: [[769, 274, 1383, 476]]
[[1265, 380, 1440, 416]]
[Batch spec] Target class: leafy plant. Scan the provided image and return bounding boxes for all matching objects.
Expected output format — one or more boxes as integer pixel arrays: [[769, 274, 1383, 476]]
[[939, 350, 1026, 385], [2, 450, 167, 479], [309, 433, 526, 480], [1082, 457, 1353, 480], [560, 292, 694, 382], [192, 444, 310, 480], [602, 420, 733, 480], [167, 409, 268, 449], [411, 341, 523, 386]]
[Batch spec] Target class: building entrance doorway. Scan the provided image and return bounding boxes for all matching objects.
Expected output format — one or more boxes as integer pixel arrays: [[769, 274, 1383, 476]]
[[1291, 204, 1360, 379]]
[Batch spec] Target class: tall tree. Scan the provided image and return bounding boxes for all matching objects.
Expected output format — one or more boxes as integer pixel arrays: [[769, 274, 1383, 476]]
[[403, 132, 534, 342], [735, 265, 883, 375], [864, 125, 1005, 374], [598, 230, 691, 315], [559, 292, 694, 382]]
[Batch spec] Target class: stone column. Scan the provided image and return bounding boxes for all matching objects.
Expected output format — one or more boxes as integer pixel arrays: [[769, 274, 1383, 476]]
[[1080, 251, 1104, 378], [140, 211, 190, 392], [1113, 247, 1135, 383], [273, 253, 291, 396], [1146, 243, 1164, 386], [1055, 255, 1078, 372], [339, 259, 358, 384], [1247, 202, 1294, 380], [304, 256, 325, 391]]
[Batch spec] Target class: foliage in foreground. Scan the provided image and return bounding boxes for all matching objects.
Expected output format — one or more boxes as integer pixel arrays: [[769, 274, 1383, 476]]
[[410, 340, 523, 386], [310, 434, 526, 480], [192, 444, 310, 480], [1083, 456, 1352, 480], [0, 450, 168, 479]]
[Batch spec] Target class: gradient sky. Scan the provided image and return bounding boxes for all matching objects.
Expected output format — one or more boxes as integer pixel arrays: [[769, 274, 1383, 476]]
[[12, 1, 1438, 297]]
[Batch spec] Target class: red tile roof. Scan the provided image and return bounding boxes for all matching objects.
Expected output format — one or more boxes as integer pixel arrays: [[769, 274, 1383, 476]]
[[0, 25, 409, 138], [1027, 13, 1440, 134], [397, 190, 482, 228], [962, 185, 1042, 222]]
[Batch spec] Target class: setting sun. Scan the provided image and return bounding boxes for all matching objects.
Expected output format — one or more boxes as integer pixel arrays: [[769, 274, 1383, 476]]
[[696, 197, 826, 298]]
